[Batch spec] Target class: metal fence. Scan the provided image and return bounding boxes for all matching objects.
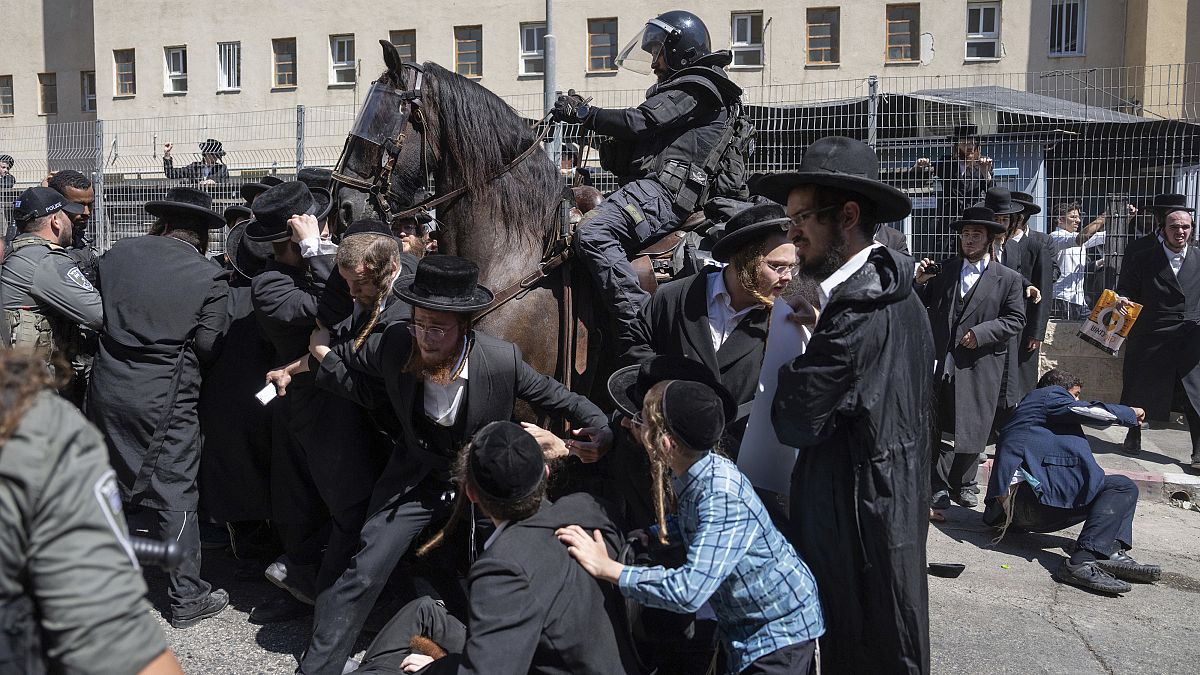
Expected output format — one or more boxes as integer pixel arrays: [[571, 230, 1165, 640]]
[[2, 62, 1198, 315]]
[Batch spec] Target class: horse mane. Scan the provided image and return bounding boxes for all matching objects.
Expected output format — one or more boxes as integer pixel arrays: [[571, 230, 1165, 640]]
[[419, 62, 560, 245]]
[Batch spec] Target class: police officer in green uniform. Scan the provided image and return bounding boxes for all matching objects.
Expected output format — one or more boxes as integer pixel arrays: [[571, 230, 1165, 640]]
[[0, 351, 183, 675], [0, 187, 103, 400]]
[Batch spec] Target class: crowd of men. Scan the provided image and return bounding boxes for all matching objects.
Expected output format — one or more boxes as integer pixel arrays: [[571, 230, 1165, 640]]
[[1, 9, 1195, 675]]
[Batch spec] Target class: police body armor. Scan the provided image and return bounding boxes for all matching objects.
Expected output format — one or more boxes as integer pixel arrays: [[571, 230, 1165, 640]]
[[1, 237, 81, 363]]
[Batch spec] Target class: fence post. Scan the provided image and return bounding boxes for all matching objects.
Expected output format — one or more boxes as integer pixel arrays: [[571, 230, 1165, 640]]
[[296, 105, 306, 170], [93, 119, 107, 249], [867, 74, 879, 150]]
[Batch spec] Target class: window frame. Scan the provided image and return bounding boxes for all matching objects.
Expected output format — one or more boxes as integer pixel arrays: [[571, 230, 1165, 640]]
[[965, 1, 1001, 61], [885, 4, 920, 63], [114, 49, 137, 97], [805, 7, 840, 66], [38, 73, 57, 116], [217, 41, 241, 91], [587, 18, 618, 73], [389, 30, 417, 65], [519, 22, 547, 77], [330, 34, 357, 84], [454, 25, 483, 78], [272, 38, 297, 88], [0, 75, 14, 117], [730, 12, 764, 69], [164, 45, 188, 94], [1049, 0, 1086, 57], [80, 71, 96, 112]]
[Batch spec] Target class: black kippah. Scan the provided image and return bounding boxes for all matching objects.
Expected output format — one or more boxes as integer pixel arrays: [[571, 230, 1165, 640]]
[[468, 421, 545, 501], [343, 218, 393, 238], [661, 381, 726, 451]]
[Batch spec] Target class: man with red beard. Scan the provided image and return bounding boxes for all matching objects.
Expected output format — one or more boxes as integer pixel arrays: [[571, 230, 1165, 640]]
[[269, 255, 611, 675]]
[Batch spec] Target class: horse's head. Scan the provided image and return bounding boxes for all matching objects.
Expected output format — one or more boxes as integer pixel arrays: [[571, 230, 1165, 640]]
[[331, 40, 431, 230]]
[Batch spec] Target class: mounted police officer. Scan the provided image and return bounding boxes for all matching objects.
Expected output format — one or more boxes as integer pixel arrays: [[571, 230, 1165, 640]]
[[553, 10, 748, 351], [0, 187, 103, 400]]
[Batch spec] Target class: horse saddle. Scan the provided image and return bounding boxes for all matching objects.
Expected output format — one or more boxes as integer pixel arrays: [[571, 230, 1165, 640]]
[[630, 210, 707, 295]]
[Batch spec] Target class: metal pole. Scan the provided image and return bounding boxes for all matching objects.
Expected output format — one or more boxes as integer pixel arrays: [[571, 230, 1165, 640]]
[[867, 75, 879, 150], [295, 105, 306, 170], [544, 0, 563, 168], [93, 119, 107, 249]]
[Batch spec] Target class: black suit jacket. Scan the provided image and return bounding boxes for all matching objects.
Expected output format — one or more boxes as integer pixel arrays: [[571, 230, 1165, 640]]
[[423, 493, 641, 675], [317, 326, 607, 510]]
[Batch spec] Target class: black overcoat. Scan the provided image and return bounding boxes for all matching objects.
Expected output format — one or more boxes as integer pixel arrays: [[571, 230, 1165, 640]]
[[920, 257, 1026, 453], [772, 246, 933, 675], [88, 235, 229, 510], [1002, 230, 1055, 397], [1117, 242, 1200, 420]]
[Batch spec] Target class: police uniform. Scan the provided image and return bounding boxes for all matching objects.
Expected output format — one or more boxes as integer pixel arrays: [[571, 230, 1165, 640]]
[[0, 391, 168, 674], [557, 11, 744, 350]]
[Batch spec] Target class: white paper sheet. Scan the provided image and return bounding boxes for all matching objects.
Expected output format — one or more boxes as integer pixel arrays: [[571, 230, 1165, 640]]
[[736, 299, 811, 496], [255, 382, 278, 406]]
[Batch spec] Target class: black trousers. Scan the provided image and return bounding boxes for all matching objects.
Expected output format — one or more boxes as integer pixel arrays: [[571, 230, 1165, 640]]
[[1125, 385, 1200, 464], [127, 507, 211, 613], [931, 448, 981, 496], [742, 639, 817, 675], [349, 596, 467, 675], [1003, 476, 1138, 557]]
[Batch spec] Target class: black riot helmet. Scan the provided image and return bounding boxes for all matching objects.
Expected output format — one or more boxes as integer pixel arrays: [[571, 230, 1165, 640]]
[[617, 10, 713, 75]]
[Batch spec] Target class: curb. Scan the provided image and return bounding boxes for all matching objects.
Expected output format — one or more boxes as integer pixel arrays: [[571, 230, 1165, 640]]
[[978, 459, 1200, 504]]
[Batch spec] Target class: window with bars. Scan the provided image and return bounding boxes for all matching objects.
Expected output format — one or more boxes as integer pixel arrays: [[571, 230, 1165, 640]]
[[390, 30, 417, 64], [114, 49, 136, 96], [81, 71, 96, 112], [588, 18, 617, 72], [886, 4, 920, 62], [455, 26, 483, 77], [0, 76, 13, 116], [273, 38, 297, 87], [38, 73, 57, 115], [218, 42, 241, 90], [1050, 0, 1086, 56], [730, 12, 764, 68], [164, 46, 187, 93], [806, 8, 840, 65], [519, 23, 546, 76], [966, 2, 1000, 59], [330, 34, 356, 84]]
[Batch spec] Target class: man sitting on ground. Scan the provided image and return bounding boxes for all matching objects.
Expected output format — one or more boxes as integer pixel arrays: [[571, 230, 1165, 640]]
[[984, 368, 1163, 595]]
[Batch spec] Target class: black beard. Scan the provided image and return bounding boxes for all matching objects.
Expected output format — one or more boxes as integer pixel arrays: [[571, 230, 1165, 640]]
[[799, 225, 850, 281]]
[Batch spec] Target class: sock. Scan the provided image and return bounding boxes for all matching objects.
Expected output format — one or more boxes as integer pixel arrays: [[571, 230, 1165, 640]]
[[1069, 548, 1097, 565]]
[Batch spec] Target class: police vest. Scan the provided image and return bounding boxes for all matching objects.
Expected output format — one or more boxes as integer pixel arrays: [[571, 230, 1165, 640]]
[[1, 238, 78, 359]]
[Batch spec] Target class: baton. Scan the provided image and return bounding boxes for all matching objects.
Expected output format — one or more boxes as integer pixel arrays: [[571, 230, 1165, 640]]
[[130, 536, 185, 571]]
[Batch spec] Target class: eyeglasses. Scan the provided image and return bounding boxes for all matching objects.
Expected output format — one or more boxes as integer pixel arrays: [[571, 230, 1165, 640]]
[[408, 324, 447, 340], [782, 205, 841, 229], [629, 411, 646, 428], [764, 261, 800, 276]]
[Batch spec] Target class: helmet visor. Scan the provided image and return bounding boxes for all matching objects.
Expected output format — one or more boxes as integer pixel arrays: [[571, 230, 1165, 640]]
[[348, 80, 410, 146], [615, 21, 672, 75]]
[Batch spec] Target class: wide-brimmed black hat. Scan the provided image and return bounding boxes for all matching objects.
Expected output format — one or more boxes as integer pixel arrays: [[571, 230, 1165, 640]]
[[225, 220, 273, 279], [952, 124, 979, 140], [199, 138, 225, 157], [224, 204, 252, 229], [468, 421, 546, 501], [1011, 190, 1041, 216], [396, 255, 494, 313], [0, 154, 13, 167], [950, 205, 1005, 234], [145, 186, 225, 229], [239, 175, 284, 204], [710, 197, 790, 262], [750, 136, 912, 223], [607, 355, 737, 422], [976, 187, 1024, 216], [294, 168, 333, 220], [1149, 193, 1195, 215], [245, 181, 328, 243]]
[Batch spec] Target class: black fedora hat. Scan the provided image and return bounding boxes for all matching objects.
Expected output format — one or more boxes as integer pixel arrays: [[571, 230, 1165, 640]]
[[1149, 193, 1195, 215], [606, 354, 737, 422], [225, 220, 273, 279], [951, 205, 1005, 235], [710, 197, 791, 262], [239, 175, 285, 204], [396, 255, 494, 313], [199, 138, 225, 157], [750, 136, 912, 224], [295, 168, 333, 221], [224, 204, 252, 229], [1011, 190, 1041, 216], [245, 181, 325, 243], [976, 187, 1024, 216], [145, 186, 225, 229]]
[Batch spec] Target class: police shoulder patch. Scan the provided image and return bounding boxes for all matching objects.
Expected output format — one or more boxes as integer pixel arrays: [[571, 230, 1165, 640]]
[[93, 469, 139, 568], [65, 265, 95, 292]]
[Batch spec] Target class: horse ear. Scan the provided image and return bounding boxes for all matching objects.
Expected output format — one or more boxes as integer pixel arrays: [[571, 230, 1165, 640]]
[[380, 39, 403, 79]]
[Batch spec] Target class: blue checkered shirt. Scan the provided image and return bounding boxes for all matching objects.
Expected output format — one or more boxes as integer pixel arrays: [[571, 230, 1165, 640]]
[[618, 453, 824, 673]]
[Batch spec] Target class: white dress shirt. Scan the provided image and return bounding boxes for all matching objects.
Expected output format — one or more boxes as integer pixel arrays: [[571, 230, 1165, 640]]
[[706, 269, 758, 352], [299, 236, 338, 258], [1051, 228, 1106, 307], [1164, 243, 1187, 277], [817, 243, 882, 310], [423, 339, 470, 426], [960, 254, 989, 298]]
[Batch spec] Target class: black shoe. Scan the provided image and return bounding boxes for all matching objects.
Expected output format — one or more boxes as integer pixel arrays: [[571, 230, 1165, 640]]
[[249, 594, 313, 624], [1053, 560, 1131, 595], [170, 588, 230, 629], [265, 555, 317, 605], [1094, 550, 1162, 583], [952, 489, 978, 508], [1121, 428, 1142, 456], [931, 491, 951, 510]]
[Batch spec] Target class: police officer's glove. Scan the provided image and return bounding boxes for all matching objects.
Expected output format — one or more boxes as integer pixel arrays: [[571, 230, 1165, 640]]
[[552, 90, 590, 124]]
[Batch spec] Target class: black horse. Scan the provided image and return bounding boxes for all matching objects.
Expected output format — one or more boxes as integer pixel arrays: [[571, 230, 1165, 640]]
[[332, 40, 593, 391]]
